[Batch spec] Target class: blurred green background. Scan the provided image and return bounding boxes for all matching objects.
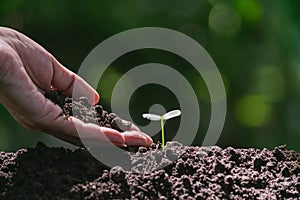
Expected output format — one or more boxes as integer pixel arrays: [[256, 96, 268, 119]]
[[0, 0, 299, 152]]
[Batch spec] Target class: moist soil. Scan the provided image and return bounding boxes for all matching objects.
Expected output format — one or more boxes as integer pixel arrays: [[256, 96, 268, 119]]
[[0, 142, 299, 199], [44, 90, 132, 132], [0, 90, 299, 199]]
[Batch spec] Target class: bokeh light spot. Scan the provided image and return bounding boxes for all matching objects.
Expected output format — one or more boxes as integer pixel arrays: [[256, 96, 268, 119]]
[[209, 3, 241, 36], [256, 66, 285, 102], [235, 95, 271, 127], [236, 0, 262, 24]]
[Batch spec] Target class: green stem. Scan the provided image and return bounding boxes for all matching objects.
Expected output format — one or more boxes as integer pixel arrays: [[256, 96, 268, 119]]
[[160, 117, 165, 150]]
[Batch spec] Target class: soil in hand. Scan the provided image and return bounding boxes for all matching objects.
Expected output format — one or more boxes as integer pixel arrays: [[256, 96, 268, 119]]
[[0, 142, 299, 199], [44, 90, 132, 132]]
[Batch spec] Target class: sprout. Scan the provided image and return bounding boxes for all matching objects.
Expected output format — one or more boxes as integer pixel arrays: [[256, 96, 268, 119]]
[[142, 109, 181, 150]]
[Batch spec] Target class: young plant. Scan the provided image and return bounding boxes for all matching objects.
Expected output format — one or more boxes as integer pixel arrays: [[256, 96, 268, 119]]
[[142, 110, 181, 150]]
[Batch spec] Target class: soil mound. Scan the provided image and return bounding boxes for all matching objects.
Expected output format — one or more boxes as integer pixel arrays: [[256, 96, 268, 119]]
[[0, 142, 299, 199], [0, 90, 298, 199]]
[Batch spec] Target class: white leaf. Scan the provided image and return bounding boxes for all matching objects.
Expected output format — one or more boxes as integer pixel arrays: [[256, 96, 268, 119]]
[[162, 110, 181, 120], [142, 113, 161, 121]]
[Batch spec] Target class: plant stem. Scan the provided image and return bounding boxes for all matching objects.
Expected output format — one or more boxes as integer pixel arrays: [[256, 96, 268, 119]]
[[160, 117, 165, 150]]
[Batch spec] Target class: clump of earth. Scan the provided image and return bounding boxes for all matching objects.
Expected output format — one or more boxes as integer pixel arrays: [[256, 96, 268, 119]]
[[44, 90, 132, 132]]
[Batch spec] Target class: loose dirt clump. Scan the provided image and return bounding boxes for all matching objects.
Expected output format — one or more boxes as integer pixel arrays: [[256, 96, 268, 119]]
[[44, 90, 132, 132], [0, 142, 299, 199]]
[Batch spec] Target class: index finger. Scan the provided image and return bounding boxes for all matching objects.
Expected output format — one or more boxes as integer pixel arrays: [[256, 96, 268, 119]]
[[51, 56, 100, 105]]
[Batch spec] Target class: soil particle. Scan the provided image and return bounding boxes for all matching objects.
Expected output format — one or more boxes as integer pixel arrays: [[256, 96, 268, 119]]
[[0, 142, 299, 199], [110, 166, 126, 183]]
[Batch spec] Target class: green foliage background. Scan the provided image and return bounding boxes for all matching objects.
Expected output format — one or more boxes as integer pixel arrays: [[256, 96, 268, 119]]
[[0, 0, 299, 151]]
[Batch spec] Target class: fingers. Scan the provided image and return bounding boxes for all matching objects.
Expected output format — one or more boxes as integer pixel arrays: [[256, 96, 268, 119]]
[[126, 123, 153, 147], [51, 56, 100, 105], [122, 131, 153, 147], [41, 115, 153, 147], [45, 116, 126, 146], [54, 117, 153, 147], [129, 123, 140, 131]]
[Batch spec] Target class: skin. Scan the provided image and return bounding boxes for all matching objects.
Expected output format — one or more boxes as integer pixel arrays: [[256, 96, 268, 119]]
[[0, 27, 152, 147]]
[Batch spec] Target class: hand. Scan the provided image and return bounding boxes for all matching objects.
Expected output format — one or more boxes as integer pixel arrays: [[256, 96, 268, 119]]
[[0, 27, 152, 147]]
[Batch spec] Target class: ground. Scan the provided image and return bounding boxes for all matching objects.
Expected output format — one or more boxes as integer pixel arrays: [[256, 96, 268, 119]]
[[0, 90, 299, 199], [0, 142, 299, 199]]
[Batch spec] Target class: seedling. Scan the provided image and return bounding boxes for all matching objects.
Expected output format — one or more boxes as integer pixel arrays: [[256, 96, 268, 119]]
[[142, 110, 181, 150]]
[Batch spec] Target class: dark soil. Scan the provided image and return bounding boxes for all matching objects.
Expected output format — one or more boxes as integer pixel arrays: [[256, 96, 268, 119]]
[[44, 90, 132, 132], [0, 142, 299, 199], [0, 90, 298, 199]]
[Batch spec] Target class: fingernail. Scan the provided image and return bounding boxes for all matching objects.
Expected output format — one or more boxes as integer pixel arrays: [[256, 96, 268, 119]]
[[94, 92, 100, 103], [119, 143, 127, 147]]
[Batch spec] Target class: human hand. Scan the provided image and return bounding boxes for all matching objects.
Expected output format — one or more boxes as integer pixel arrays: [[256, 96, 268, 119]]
[[0, 27, 152, 147]]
